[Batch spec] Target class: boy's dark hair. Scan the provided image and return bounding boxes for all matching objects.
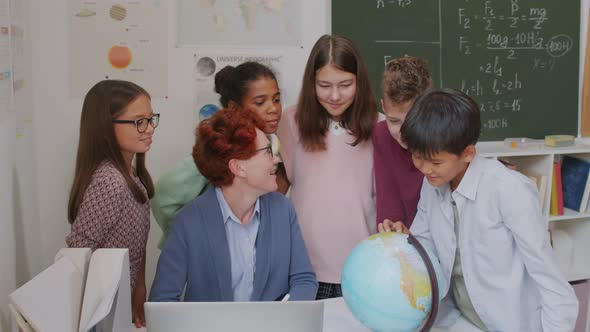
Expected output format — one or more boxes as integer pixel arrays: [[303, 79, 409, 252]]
[[401, 88, 481, 158], [381, 56, 433, 103]]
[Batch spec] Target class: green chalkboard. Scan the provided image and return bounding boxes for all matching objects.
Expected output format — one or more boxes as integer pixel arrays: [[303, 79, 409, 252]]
[[333, 0, 580, 141]]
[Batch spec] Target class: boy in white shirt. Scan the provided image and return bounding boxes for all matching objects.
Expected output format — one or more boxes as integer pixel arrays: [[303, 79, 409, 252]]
[[380, 88, 578, 331]]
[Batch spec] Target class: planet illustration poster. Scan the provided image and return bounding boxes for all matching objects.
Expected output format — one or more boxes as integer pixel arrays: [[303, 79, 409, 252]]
[[193, 53, 284, 123], [68, 0, 167, 97]]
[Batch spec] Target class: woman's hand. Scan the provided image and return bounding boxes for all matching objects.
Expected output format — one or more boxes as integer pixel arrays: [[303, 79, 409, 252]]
[[378, 219, 410, 234], [132, 284, 146, 328]]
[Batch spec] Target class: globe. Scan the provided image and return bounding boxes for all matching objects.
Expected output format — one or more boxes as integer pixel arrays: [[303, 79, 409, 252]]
[[341, 232, 443, 332]]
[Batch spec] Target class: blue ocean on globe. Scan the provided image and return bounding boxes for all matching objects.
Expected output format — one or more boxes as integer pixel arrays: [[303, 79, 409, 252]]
[[199, 104, 220, 121], [341, 232, 444, 332]]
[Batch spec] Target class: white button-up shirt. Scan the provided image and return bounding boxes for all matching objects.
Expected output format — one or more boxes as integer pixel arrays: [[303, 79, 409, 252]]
[[411, 155, 578, 332], [215, 187, 260, 301]]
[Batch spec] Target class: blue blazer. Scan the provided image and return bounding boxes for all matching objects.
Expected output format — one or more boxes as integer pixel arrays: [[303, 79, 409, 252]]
[[149, 187, 318, 302]]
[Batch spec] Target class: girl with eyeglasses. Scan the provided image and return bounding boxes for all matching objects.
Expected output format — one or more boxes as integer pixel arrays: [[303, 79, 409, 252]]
[[66, 79, 159, 328], [151, 61, 286, 249]]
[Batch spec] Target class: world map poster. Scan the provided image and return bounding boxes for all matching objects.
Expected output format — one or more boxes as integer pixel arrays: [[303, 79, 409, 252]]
[[177, 0, 301, 47]]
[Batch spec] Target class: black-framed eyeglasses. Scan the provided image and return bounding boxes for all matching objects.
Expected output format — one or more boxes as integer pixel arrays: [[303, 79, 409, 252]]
[[255, 144, 273, 158], [112, 113, 160, 133]]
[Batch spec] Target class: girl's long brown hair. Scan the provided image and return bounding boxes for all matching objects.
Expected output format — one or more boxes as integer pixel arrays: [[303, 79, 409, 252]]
[[67, 80, 155, 224], [295, 34, 378, 151]]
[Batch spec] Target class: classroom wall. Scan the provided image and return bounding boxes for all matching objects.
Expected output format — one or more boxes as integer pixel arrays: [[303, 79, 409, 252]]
[[0, 115, 16, 332], [2, 1, 589, 331], [25, 0, 331, 297], [13, 0, 38, 295], [0, 0, 35, 330]]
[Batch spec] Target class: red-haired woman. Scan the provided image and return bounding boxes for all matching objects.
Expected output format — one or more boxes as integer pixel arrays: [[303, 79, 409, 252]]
[[149, 108, 317, 302]]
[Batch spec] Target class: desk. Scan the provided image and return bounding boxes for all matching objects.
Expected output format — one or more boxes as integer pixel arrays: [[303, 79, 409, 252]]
[[135, 297, 483, 331], [134, 297, 369, 332], [320, 298, 480, 332], [321, 297, 370, 331]]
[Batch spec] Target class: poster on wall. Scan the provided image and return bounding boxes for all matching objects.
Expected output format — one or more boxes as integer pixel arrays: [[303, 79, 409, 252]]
[[68, 0, 167, 98], [9, 0, 23, 94], [10, 0, 29, 137], [0, 0, 11, 123], [193, 52, 283, 122], [178, 0, 301, 47]]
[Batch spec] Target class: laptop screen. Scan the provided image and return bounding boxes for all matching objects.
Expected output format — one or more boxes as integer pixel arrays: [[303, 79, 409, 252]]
[[145, 301, 324, 332]]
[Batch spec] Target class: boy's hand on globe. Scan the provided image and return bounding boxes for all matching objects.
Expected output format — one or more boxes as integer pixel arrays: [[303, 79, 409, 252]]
[[378, 219, 410, 234]]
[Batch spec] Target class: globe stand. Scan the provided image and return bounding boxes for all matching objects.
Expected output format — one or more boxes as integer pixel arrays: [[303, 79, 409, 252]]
[[407, 234, 439, 332]]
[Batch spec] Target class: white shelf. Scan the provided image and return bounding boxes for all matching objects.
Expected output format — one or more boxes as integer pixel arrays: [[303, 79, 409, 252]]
[[476, 140, 590, 158], [479, 139, 590, 330], [568, 270, 590, 283], [479, 141, 590, 292], [550, 208, 590, 222]]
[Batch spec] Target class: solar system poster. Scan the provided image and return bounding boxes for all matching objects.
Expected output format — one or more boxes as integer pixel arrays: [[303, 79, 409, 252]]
[[193, 53, 283, 123], [68, 0, 167, 98]]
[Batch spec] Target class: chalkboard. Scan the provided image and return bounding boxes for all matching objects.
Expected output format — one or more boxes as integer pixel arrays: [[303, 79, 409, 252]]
[[333, 0, 580, 141]]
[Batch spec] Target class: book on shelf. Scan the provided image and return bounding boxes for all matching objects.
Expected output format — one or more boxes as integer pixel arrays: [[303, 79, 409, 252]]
[[555, 161, 564, 215], [498, 158, 548, 209], [498, 157, 548, 209], [522, 171, 548, 210], [561, 155, 590, 213], [550, 162, 562, 216]]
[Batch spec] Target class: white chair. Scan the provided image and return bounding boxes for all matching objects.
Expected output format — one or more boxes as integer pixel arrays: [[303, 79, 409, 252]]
[[9, 248, 92, 332], [77, 248, 132, 332], [9, 303, 34, 332], [9, 248, 133, 332]]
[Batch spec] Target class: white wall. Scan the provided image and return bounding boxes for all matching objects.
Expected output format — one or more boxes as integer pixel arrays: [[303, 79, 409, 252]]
[[13, 0, 39, 289], [0, 114, 16, 332], [27, 0, 331, 292], [1, 0, 35, 330]]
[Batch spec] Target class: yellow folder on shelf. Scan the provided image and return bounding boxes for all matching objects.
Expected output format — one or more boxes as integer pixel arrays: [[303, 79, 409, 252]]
[[550, 168, 559, 216]]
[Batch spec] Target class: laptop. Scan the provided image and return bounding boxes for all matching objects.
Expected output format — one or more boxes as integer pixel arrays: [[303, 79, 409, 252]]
[[145, 301, 324, 332]]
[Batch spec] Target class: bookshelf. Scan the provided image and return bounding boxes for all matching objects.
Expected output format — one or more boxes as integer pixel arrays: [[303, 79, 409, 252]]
[[477, 140, 590, 331], [477, 140, 590, 281]]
